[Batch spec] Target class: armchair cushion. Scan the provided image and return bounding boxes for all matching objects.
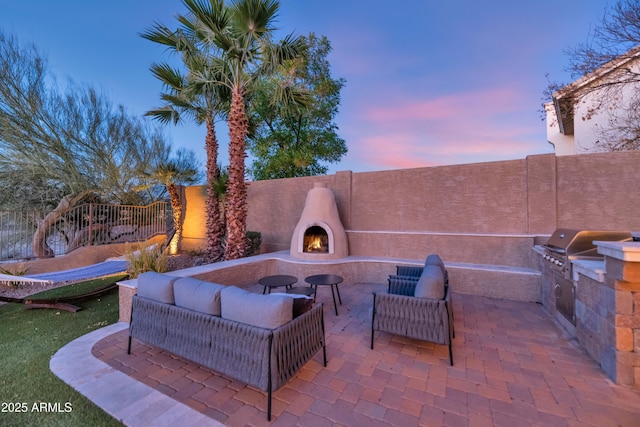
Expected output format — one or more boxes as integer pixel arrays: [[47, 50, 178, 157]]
[[425, 254, 448, 284], [425, 254, 445, 274], [414, 265, 445, 300]]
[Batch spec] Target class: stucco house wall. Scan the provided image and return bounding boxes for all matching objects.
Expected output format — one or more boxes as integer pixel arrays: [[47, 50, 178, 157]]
[[545, 102, 575, 155], [546, 46, 640, 155]]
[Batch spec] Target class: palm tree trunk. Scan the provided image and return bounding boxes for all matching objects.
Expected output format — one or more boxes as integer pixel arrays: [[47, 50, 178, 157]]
[[224, 85, 249, 260], [205, 117, 225, 261], [167, 182, 182, 254]]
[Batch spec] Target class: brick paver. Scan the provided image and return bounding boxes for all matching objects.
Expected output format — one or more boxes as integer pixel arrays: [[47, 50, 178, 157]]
[[92, 281, 640, 426]]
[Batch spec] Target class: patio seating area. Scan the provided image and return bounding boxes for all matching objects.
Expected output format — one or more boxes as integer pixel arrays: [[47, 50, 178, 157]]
[[53, 279, 640, 426]]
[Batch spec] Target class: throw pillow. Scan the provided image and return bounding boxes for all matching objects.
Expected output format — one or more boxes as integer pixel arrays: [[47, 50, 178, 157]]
[[270, 293, 314, 318], [292, 297, 313, 317], [220, 286, 293, 329], [136, 271, 179, 304], [414, 264, 445, 299], [173, 277, 226, 316]]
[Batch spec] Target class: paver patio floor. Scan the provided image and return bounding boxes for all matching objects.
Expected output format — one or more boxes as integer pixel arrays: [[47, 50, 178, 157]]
[[85, 281, 640, 426]]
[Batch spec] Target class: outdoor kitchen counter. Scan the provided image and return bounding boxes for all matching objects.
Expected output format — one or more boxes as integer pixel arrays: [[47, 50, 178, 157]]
[[562, 241, 640, 283], [571, 259, 606, 283]]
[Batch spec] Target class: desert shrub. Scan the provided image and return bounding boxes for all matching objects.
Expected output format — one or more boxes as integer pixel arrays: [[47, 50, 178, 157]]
[[0, 262, 29, 288], [246, 231, 262, 257], [124, 240, 168, 278]]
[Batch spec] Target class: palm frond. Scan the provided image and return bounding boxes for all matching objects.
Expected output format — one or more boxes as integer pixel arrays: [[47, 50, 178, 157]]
[[140, 23, 180, 50], [230, 0, 279, 37], [149, 62, 186, 90], [144, 107, 181, 125]]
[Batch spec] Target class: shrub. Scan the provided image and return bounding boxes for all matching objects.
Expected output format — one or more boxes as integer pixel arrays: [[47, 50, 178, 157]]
[[124, 240, 168, 278], [0, 262, 29, 288], [246, 231, 262, 257]]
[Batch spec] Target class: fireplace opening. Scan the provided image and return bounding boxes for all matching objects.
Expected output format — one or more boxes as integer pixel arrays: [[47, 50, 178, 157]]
[[303, 226, 329, 253]]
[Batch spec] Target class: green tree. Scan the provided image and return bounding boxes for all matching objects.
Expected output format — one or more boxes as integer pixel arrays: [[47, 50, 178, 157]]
[[142, 2, 231, 261], [0, 30, 200, 257], [0, 30, 190, 207], [247, 33, 347, 180]]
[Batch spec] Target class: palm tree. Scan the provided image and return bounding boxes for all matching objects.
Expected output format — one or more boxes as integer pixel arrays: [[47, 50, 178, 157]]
[[142, 7, 230, 261], [211, 163, 229, 224], [188, 0, 307, 260], [141, 150, 201, 254]]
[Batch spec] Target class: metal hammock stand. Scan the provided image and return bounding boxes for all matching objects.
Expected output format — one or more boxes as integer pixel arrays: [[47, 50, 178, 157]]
[[0, 260, 128, 312]]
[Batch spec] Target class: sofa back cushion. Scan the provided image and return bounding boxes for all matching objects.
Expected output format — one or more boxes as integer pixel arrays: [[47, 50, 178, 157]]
[[173, 277, 226, 316], [414, 264, 445, 300], [221, 286, 293, 329], [136, 272, 179, 304]]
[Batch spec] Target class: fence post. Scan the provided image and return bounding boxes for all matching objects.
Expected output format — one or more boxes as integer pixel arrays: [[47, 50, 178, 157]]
[[88, 203, 94, 247]]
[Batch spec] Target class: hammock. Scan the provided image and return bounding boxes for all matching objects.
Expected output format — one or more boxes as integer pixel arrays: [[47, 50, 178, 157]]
[[0, 260, 128, 286], [27, 260, 127, 283], [0, 260, 128, 312]]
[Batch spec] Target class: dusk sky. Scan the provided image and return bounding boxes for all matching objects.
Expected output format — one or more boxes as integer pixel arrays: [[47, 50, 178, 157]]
[[1, 0, 612, 174]]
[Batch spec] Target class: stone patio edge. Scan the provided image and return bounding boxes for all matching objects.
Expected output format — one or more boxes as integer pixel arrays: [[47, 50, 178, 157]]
[[50, 322, 225, 427]]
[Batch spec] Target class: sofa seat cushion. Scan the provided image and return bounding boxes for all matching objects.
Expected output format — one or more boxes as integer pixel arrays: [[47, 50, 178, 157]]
[[414, 264, 445, 300], [136, 272, 179, 304], [221, 286, 293, 329], [173, 277, 226, 316]]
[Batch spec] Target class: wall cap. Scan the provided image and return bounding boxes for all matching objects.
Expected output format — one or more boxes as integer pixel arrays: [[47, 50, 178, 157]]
[[596, 241, 640, 262]]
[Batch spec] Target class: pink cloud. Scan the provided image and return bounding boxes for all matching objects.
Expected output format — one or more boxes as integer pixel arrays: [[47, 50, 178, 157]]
[[337, 86, 551, 171], [364, 88, 524, 122], [354, 134, 440, 170]]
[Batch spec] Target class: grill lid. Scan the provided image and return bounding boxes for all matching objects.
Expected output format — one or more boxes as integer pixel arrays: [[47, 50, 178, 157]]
[[544, 228, 631, 257]]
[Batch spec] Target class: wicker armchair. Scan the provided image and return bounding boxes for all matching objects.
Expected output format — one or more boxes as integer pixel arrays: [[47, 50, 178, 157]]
[[388, 255, 454, 336], [371, 273, 454, 366], [392, 256, 449, 285]]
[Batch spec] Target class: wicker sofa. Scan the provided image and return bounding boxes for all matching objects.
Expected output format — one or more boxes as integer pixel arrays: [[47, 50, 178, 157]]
[[371, 255, 455, 365], [127, 272, 326, 421]]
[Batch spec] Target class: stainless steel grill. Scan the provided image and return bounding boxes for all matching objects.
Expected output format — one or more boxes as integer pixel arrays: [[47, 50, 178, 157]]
[[541, 228, 632, 277], [540, 228, 631, 325]]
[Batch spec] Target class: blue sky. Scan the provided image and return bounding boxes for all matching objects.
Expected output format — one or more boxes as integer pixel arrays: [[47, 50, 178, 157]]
[[0, 0, 612, 174]]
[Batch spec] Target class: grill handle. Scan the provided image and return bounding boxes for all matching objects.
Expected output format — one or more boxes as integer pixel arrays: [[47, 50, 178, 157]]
[[544, 244, 567, 255], [554, 284, 562, 298]]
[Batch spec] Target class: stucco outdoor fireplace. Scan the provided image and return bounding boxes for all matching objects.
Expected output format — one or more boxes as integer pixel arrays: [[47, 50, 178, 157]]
[[290, 182, 348, 260]]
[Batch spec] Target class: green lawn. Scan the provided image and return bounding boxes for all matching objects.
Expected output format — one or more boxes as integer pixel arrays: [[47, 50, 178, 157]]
[[0, 277, 126, 427]]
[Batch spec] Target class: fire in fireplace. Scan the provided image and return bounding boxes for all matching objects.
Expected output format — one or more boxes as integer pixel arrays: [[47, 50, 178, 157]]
[[304, 226, 329, 253]]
